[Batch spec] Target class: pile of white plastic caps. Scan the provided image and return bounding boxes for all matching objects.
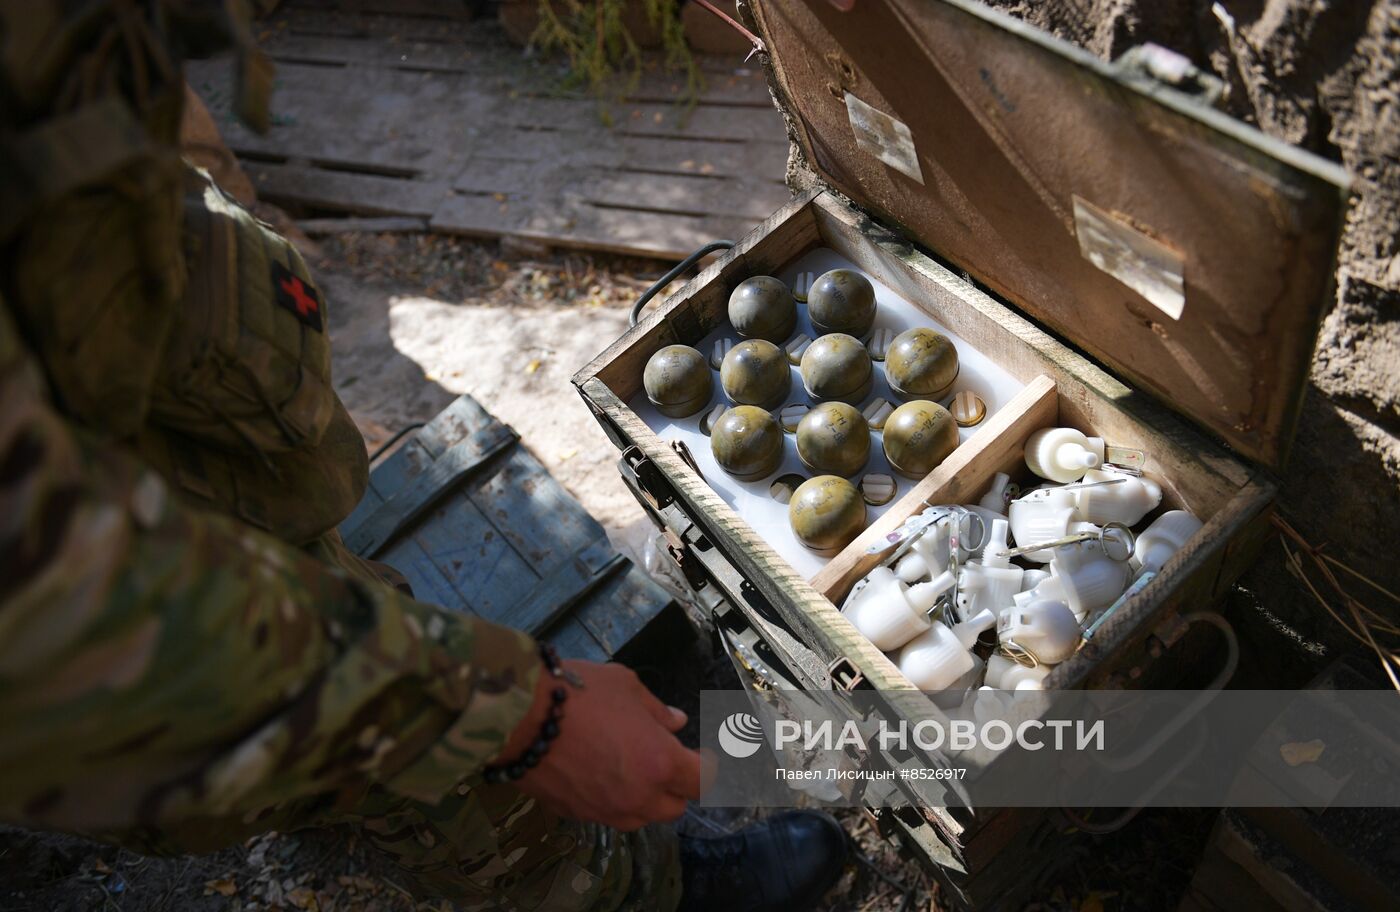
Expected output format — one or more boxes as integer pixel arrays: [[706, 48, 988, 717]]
[[842, 426, 1203, 692]]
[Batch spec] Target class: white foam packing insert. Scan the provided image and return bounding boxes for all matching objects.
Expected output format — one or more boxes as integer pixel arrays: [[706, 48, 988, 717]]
[[627, 248, 1028, 581]]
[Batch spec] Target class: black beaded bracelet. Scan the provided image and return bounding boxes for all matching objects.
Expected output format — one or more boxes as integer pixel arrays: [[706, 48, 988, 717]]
[[482, 643, 577, 784]]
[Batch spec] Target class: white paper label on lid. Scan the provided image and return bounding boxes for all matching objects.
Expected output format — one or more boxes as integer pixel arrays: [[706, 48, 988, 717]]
[[844, 92, 924, 185], [1073, 195, 1186, 320]]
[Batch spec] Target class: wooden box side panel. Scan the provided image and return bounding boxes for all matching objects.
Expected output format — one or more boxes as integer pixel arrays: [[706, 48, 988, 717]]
[[350, 447, 609, 662], [812, 375, 1059, 602], [750, 0, 1347, 469]]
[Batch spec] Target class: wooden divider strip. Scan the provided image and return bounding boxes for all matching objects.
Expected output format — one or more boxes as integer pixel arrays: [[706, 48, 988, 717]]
[[812, 374, 1059, 601]]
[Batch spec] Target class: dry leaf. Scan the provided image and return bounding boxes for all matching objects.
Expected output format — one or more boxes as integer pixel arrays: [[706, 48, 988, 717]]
[[1078, 892, 1106, 912], [1280, 739, 1326, 766], [93, 859, 111, 874], [205, 877, 238, 897], [288, 886, 319, 909]]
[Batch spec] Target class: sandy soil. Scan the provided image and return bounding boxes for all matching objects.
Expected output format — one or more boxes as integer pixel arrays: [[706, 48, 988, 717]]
[[309, 231, 700, 550], [323, 272, 644, 539]]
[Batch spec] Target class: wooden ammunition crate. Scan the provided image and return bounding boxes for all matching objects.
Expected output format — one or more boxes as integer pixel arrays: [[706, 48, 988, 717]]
[[573, 0, 1348, 906]]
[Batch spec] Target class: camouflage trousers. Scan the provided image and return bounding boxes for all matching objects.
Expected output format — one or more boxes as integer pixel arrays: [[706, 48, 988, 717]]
[[103, 780, 681, 911], [92, 537, 682, 911], [351, 785, 682, 911]]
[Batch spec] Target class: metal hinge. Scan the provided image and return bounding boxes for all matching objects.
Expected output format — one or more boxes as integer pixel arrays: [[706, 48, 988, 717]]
[[1114, 43, 1225, 108]]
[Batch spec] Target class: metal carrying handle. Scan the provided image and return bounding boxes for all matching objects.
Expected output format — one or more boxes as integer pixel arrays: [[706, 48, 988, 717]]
[[1056, 611, 1237, 833], [1091, 611, 1239, 773], [628, 240, 736, 327], [1059, 721, 1210, 835]]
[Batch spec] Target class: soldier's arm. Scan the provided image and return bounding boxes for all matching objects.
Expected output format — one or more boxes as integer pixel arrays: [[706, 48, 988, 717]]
[[0, 301, 544, 834]]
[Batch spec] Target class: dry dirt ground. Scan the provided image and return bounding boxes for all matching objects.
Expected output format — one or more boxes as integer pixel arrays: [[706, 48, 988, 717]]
[[316, 233, 657, 543]]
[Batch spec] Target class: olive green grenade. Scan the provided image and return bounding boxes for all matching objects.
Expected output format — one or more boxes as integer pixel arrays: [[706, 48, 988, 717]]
[[721, 339, 792, 410], [882, 400, 960, 479], [710, 405, 784, 481], [796, 401, 871, 477], [800, 333, 873, 404], [885, 327, 959, 401], [789, 475, 867, 555], [728, 276, 797, 343], [807, 269, 876, 338], [643, 344, 713, 418]]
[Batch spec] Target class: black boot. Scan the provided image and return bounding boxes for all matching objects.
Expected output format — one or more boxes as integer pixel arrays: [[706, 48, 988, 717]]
[[677, 811, 848, 912]]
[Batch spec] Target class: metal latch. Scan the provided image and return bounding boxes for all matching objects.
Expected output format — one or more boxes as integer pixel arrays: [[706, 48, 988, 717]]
[[862, 806, 899, 840], [659, 523, 710, 592], [621, 446, 674, 509], [1114, 43, 1225, 108], [724, 631, 777, 691]]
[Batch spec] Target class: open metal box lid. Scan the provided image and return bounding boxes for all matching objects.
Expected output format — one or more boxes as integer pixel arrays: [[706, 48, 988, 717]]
[[746, 0, 1350, 469]]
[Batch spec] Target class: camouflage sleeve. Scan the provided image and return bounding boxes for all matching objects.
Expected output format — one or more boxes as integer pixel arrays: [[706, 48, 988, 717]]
[[0, 301, 542, 836]]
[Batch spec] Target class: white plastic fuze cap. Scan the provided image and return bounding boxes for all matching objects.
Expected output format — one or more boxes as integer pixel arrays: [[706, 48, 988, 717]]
[[1131, 510, 1204, 575], [907, 570, 958, 613], [1024, 428, 1106, 483]]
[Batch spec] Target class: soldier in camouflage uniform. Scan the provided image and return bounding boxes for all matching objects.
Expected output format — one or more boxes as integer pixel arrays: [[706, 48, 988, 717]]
[[0, 3, 846, 910]]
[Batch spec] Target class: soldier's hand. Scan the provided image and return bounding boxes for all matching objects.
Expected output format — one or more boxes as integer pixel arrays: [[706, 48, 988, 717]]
[[500, 660, 702, 830]]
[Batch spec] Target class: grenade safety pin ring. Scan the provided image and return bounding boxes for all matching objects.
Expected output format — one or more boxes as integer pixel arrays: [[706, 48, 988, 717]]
[[998, 639, 1042, 669], [1003, 521, 1135, 561]]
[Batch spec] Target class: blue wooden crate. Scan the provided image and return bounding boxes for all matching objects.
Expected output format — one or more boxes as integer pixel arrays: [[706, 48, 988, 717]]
[[339, 395, 678, 661]]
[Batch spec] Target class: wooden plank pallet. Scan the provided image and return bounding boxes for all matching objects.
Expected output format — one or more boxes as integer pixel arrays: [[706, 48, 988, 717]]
[[187, 0, 791, 259], [339, 394, 683, 662]]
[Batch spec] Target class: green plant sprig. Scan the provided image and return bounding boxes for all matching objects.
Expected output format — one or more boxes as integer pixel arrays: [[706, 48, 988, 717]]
[[530, 0, 702, 117]]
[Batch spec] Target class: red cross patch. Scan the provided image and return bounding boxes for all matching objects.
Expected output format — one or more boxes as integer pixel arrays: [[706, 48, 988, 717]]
[[272, 261, 324, 332]]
